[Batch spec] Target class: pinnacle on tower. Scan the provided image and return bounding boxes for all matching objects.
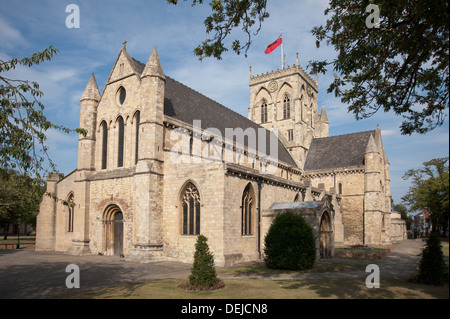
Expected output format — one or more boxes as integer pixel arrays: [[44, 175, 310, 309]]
[[320, 105, 328, 123], [80, 73, 101, 102], [141, 46, 165, 80], [365, 134, 379, 154]]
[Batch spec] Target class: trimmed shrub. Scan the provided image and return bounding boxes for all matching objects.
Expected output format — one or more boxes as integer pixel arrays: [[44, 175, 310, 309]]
[[188, 234, 219, 288], [417, 233, 449, 285], [264, 211, 316, 270]]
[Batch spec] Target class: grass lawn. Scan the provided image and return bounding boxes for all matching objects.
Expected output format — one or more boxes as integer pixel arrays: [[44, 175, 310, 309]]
[[216, 259, 368, 276], [63, 276, 448, 299], [63, 244, 449, 299]]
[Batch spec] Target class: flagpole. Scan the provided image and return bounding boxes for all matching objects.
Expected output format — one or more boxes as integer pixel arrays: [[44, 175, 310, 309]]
[[281, 30, 284, 69]]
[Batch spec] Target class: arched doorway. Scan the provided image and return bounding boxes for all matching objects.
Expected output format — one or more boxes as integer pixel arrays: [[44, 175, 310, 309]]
[[319, 211, 332, 258], [103, 204, 124, 256]]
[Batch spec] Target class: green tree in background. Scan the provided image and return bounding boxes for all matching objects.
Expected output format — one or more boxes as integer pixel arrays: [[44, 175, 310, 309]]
[[0, 169, 42, 239], [402, 157, 449, 235]]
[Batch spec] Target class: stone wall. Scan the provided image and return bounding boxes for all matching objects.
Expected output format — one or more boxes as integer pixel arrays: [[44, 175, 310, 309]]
[[88, 171, 135, 255], [305, 168, 365, 244]]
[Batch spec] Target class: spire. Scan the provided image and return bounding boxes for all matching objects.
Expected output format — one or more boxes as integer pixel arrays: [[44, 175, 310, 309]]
[[80, 73, 100, 102], [320, 105, 328, 123], [365, 134, 379, 154], [296, 52, 299, 66], [141, 46, 165, 80], [374, 124, 383, 150]]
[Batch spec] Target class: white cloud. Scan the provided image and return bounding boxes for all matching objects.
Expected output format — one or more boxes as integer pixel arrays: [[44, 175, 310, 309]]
[[381, 129, 398, 137], [0, 15, 26, 49]]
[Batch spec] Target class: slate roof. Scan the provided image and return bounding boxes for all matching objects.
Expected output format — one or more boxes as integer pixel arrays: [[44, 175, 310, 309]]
[[270, 201, 321, 210], [132, 57, 297, 167], [304, 130, 376, 171]]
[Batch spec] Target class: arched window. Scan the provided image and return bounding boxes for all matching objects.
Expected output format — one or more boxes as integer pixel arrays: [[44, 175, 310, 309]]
[[283, 94, 291, 119], [100, 121, 108, 170], [117, 116, 124, 168], [67, 193, 74, 232], [180, 182, 201, 235], [134, 111, 140, 164], [261, 100, 268, 123], [242, 183, 255, 236]]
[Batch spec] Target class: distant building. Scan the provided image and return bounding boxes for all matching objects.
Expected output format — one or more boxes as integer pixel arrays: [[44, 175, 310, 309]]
[[414, 209, 432, 235]]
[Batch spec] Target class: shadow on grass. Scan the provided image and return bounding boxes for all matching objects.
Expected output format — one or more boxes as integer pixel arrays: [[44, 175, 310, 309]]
[[218, 259, 367, 278], [275, 276, 449, 299]]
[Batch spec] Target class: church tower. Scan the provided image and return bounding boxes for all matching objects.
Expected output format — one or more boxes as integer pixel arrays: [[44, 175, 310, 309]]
[[128, 47, 166, 262], [249, 56, 329, 169], [67, 73, 100, 255]]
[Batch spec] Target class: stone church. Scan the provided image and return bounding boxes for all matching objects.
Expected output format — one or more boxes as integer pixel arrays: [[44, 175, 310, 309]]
[[36, 45, 406, 266]]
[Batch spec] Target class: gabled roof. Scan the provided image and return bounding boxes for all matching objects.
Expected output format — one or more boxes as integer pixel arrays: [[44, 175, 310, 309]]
[[105, 48, 144, 85], [304, 130, 376, 171]]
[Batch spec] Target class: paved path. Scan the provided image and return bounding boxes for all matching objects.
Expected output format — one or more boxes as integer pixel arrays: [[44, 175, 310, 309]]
[[0, 250, 192, 299], [0, 239, 425, 299]]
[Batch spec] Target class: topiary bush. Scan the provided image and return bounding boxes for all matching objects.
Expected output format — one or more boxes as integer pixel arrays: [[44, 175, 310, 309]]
[[264, 211, 316, 270], [416, 233, 449, 285], [178, 234, 224, 291]]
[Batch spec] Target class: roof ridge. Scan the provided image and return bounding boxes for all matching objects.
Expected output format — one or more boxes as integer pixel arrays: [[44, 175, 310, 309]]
[[313, 129, 375, 140]]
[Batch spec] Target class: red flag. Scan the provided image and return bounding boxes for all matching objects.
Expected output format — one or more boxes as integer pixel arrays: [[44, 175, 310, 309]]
[[265, 34, 282, 54]]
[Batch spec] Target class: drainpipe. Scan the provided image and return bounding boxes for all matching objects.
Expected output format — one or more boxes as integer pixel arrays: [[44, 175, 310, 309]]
[[363, 198, 366, 245], [257, 179, 262, 259]]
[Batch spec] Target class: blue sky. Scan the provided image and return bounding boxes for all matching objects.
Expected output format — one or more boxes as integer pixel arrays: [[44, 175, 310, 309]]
[[1, 0, 448, 207]]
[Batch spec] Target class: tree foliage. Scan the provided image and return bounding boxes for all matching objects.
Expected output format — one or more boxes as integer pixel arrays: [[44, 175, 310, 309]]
[[402, 157, 449, 234], [0, 46, 86, 191], [167, 0, 269, 60], [189, 234, 219, 288], [416, 233, 448, 285], [264, 211, 316, 270], [309, 0, 449, 135], [0, 169, 43, 239]]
